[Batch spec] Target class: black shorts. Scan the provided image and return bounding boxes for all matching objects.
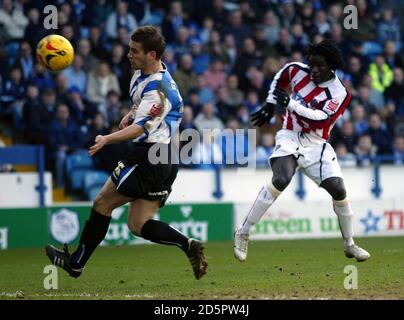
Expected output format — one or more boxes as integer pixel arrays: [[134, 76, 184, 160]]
[[110, 143, 178, 207]]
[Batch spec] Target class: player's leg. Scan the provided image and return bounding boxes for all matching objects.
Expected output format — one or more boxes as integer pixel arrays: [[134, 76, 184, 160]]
[[234, 155, 297, 262], [45, 178, 132, 276], [320, 177, 370, 261], [127, 199, 207, 280]]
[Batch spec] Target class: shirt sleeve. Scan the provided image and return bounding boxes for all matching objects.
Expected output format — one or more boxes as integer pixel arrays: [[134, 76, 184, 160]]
[[266, 62, 299, 104], [132, 84, 168, 135], [287, 92, 349, 121]]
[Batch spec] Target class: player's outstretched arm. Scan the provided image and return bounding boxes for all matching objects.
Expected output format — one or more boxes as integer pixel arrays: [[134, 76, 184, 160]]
[[88, 124, 144, 156], [119, 112, 134, 130]]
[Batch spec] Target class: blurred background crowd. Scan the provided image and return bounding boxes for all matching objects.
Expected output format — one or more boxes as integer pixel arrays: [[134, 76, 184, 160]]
[[1, 0, 404, 194]]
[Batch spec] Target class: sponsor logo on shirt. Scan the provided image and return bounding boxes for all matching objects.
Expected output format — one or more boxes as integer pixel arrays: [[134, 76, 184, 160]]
[[327, 99, 340, 112], [148, 103, 162, 118]]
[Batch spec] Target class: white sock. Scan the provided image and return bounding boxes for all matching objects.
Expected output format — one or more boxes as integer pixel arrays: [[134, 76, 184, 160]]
[[333, 198, 355, 247], [240, 180, 281, 234]]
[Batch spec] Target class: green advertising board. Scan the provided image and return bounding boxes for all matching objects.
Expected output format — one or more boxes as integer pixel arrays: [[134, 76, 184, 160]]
[[0, 203, 233, 250]]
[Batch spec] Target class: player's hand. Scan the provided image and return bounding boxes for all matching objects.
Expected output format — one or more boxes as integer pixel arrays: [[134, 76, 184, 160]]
[[89, 135, 107, 156], [250, 102, 275, 127], [119, 113, 133, 130], [273, 88, 290, 108]]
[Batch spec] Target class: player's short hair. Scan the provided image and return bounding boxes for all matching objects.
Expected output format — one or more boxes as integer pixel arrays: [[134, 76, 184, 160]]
[[131, 26, 166, 60], [308, 39, 345, 70]]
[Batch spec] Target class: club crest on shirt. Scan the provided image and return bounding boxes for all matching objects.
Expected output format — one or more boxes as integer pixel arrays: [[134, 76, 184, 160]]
[[148, 103, 162, 118]]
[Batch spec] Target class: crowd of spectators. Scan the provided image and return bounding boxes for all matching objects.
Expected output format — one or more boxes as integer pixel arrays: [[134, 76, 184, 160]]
[[1, 0, 404, 188]]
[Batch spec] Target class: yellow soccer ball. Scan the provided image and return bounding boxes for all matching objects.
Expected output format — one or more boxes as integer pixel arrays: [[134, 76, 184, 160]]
[[36, 35, 74, 72]]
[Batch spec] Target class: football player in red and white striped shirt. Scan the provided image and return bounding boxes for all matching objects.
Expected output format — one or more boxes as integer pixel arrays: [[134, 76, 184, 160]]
[[235, 40, 370, 262]]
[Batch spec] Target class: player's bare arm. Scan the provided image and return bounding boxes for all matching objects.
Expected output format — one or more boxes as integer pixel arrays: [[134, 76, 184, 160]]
[[88, 124, 144, 156]]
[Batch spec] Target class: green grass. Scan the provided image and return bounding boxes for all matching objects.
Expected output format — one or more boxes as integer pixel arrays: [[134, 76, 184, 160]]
[[1, 237, 404, 300]]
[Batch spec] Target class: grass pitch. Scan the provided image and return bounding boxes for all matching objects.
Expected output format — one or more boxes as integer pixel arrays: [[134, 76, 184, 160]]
[[1, 236, 403, 300]]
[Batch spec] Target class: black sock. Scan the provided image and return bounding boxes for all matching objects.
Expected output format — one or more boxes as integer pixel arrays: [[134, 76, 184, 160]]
[[140, 220, 189, 252], [70, 208, 111, 269]]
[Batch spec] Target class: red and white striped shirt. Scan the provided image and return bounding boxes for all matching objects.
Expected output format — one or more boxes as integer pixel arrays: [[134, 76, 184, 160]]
[[266, 62, 351, 142]]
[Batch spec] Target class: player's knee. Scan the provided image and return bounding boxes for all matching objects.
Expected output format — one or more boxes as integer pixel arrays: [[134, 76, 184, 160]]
[[331, 186, 346, 201], [272, 175, 292, 191], [322, 177, 347, 200]]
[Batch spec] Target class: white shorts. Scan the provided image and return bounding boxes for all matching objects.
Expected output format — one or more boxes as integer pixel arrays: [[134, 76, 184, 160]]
[[270, 129, 343, 186]]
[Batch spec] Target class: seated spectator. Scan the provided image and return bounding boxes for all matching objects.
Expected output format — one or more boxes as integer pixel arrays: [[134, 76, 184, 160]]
[[109, 42, 132, 101], [215, 86, 235, 122], [195, 75, 215, 105], [24, 7, 48, 49], [365, 113, 392, 155], [335, 143, 357, 167], [392, 136, 404, 165], [66, 86, 97, 127], [222, 10, 252, 49], [185, 89, 202, 116], [0, 0, 28, 41], [29, 62, 54, 91], [55, 74, 70, 103], [377, 7, 402, 50], [330, 120, 357, 153], [16, 41, 34, 81], [190, 38, 210, 75], [179, 106, 196, 133], [47, 103, 83, 187], [245, 90, 260, 113], [21, 83, 40, 139], [25, 88, 57, 144], [194, 102, 224, 136], [384, 67, 404, 116], [351, 104, 369, 135], [203, 58, 226, 92], [368, 55, 393, 93], [361, 74, 385, 110], [262, 9, 280, 45], [77, 39, 99, 73], [84, 112, 108, 148], [102, 90, 122, 126], [86, 62, 121, 106], [62, 55, 87, 94], [236, 105, 250, 128], [226, 74, 244, 108], [161, 1, 190, 44], [383, 40, 403, 69], [354, 134, 377, 166], [0, 66, 25, 115], [256, 132, 274, 167], [173, 53, 197, 97], [88, 26, 110, 61], [105, 0, 137, 40], [347, 56, 366, 89]]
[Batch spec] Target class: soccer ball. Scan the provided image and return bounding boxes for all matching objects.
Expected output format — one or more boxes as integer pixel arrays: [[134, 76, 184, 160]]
[[36, 35, 74, 72]]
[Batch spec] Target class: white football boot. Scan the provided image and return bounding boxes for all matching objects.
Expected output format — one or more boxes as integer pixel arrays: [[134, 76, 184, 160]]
[[234, 228, 249, 262], [344, 244, 370, 262]]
